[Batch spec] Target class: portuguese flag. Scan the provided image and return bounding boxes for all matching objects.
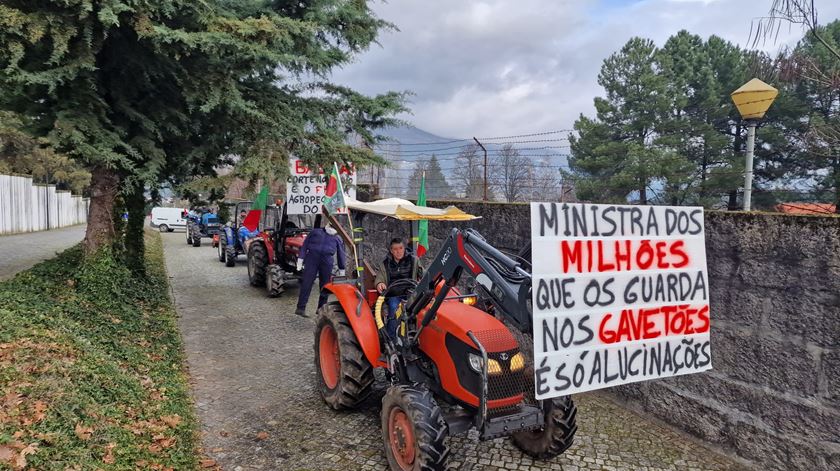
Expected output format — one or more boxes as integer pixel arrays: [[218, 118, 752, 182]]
[[322, 162, 346, 215], [242, 186, 269, 232], [417, 172, 429, 257]]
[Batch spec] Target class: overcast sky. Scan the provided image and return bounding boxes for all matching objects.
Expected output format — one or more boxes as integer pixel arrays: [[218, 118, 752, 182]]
[[331, 0, 840, 139]]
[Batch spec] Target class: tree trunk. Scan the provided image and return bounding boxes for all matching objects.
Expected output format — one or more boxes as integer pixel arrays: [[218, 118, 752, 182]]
[[83, 166, 120, 255], [125, 181, 146, 274]]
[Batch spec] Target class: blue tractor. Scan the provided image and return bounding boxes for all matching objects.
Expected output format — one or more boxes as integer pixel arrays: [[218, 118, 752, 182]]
[[218, 201, 254, 267], [186, 208, 222, 247]]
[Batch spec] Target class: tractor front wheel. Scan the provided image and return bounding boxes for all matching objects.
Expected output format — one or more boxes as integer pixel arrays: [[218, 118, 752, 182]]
[[314, 303, 374, 410], [225, 245, 236, 267], [267, 264, 284, 297], [218, 237, 226, 262], [248, 243, 268, 286], [511, 395, 577, 459], [381, 385, 449, 471]]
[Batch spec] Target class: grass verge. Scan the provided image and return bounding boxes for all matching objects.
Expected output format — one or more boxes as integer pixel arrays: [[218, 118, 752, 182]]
[[0, 230, 199, 470]]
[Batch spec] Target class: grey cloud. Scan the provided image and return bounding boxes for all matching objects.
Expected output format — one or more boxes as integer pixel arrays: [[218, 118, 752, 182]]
[[332, 0, 840, 138]]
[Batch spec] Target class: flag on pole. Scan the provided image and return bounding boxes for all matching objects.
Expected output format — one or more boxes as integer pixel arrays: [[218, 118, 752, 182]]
[[242, 186, 269, 232], [417, 172, 429, 257], [322, 162, 346, 215]]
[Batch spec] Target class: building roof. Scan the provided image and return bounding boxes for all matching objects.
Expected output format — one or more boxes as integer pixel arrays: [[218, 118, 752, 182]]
[[775, 203, 837, 215]]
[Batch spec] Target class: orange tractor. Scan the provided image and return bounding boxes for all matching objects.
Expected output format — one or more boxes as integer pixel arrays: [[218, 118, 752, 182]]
[[313, 199, 577, 470]]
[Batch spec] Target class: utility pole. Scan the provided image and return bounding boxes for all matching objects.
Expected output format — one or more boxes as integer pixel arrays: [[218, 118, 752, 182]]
[[473, 137, 487, 201], [743, 121, 757, 211]]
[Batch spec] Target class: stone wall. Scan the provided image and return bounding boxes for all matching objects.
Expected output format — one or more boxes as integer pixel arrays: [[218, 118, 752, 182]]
[[353, 200, 840, 471]]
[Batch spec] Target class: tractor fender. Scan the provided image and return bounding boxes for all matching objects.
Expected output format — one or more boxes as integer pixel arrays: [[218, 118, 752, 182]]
[[322, 282, 386, 368], [258, 233, 275, 264], [222, 226, 235, 246]]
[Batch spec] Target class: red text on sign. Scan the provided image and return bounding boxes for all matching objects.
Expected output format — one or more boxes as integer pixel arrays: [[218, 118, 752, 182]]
[[560, 239, 690, 274], [598, 304, 710, 344]]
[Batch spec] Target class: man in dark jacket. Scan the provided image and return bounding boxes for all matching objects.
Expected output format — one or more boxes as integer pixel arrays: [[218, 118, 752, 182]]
[[295, 223, 346, 317], [374, 238, 421, 339]]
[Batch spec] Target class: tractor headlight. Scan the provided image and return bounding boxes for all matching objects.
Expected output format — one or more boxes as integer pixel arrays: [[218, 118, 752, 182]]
[[468, 353, 483, 373], [510, 352, 525, 372], [468, 353, 504, 375]]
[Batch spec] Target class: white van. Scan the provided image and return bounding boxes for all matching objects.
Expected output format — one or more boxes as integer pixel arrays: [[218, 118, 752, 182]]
[[150, 207, 186, 232]]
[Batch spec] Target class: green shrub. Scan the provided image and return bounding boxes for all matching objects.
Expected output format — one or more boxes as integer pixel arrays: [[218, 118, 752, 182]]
[[0, 231, 198, 470]]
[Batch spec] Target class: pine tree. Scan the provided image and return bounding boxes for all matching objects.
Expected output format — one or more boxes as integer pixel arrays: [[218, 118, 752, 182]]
[[406, 155, 452, 200], [0, 1, 406, 257], [569, 38, 692, 204]]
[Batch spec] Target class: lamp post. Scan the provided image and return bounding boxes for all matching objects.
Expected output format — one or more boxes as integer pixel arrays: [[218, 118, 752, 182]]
[[730, 78, 778, 211]]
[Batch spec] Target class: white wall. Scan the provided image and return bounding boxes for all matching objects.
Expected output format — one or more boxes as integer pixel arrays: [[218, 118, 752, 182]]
[[0, 174, 89, 235]]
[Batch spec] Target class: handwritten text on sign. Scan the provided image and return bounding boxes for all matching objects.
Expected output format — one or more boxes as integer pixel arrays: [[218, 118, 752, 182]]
[[286, 159, 356, 215], [529, 203, 712, 399]]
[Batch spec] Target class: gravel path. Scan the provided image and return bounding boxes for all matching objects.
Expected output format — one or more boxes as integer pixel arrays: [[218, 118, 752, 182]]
[[162, 232, 748, 471], [0, 225, 86, 280]]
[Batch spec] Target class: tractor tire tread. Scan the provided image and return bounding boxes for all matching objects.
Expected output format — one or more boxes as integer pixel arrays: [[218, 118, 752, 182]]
[[314, 303, 374, 410], [381, 384, 450, 471], [225, 245, 236, 267], [511, 395, 577, 459], [267, 264, 284, 297], [248, 243, 268, 286]]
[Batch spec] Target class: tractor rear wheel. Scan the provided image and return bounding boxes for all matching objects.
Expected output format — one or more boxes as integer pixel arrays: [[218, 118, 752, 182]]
[[192, 230, 201, 247], [314, 302, 374, 410], [225, 245, 236, 267], [267, 264, 284, 297], [186, 230, 192, 245], [248, 243, 268, 287], [381, 385, 449, 471], [511, 395, 577, 459]]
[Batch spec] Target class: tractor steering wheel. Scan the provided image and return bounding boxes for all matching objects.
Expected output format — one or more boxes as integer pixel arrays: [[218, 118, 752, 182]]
[[380, 278, 417, 299]]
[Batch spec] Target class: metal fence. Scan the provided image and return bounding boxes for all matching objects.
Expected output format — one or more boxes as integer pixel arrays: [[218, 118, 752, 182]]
[[0, 174, 89, 235]]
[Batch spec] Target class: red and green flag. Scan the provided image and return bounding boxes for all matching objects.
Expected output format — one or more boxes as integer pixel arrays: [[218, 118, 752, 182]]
[[242, 186, 269, 232], [322, 162, 346, 215], [417, 172, 429, 257]]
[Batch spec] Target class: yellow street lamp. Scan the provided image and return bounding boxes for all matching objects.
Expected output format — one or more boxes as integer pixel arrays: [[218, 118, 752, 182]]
[[730, 78, 778, 211]]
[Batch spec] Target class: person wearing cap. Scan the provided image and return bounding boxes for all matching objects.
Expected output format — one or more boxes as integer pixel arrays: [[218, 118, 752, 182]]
[[294, 223, 346, 317]]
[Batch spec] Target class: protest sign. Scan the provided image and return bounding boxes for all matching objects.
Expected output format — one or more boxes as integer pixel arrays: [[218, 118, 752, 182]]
[[286, 159, 356, 215], [529, 202, 712, 399]]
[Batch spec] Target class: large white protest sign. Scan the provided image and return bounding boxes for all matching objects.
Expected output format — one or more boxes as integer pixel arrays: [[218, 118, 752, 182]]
[[286, 158, 356, 215], [529, 202, 712, 399]]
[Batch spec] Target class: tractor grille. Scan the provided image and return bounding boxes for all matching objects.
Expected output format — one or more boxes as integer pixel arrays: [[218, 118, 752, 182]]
[[473, 329, 527, 410]]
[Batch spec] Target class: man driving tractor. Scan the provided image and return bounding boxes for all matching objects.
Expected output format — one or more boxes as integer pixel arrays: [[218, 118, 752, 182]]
[[374, 237, 423, 339]]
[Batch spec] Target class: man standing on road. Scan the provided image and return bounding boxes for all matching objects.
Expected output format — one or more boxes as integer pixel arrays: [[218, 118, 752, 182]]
[[295, 223, 345, 317]]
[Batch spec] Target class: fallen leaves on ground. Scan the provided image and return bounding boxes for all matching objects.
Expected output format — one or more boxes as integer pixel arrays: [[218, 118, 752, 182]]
[[161, 414, 181, 428], [74, 423, 94, 441], [102, 442, 116, 464], [255, 431, 269, 440]]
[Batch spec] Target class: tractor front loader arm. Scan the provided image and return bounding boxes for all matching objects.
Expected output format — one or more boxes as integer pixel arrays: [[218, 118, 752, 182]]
[[407, 228, 533, 335]]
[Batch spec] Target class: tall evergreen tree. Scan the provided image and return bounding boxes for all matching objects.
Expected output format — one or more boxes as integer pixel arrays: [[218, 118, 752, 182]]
[[406, 155, 451, 200], [569, 38, 692, 204], [0, 1, 406, 257], [779, 20, 840, 211]]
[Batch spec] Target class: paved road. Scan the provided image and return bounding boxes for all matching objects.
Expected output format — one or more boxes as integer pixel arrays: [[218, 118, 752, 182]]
[[162, 232, 748, 471], [0, 225, 86, 280]]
